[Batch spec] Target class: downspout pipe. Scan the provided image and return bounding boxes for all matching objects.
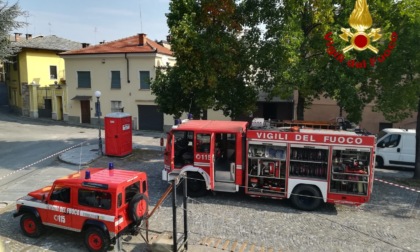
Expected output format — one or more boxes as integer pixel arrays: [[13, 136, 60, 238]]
[[125, 53, 130, 83]]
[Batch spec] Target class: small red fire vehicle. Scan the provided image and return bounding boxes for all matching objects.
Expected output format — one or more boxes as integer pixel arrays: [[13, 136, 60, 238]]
[[162, 118, 376, 211], [13, 167, 148, 252]]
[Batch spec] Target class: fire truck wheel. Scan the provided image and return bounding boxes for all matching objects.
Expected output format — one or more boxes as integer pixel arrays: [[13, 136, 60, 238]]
[[376, 156, 384, 168], [291, 185, 322, 211], [186, 172, 207, 197], [20, 213, 44, 238], [84, 227, 110, 252], [128, 193, 149, 224]]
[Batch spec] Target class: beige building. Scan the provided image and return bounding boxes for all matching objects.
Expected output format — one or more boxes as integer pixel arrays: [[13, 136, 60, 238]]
[[61, 33, 232, 132], [299, 93, 417, 134], [61, 34, 178, 131]]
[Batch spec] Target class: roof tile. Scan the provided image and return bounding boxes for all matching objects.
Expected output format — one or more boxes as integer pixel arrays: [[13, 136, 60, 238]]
[[61, 34, 173, 56], [13, 35, 82, 51]]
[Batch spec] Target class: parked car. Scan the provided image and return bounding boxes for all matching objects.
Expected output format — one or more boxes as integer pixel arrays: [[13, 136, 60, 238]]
[[375, 128, 416, 169]]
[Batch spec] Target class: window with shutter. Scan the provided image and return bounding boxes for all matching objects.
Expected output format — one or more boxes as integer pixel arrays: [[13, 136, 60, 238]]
[[77, 71, 91, 88], [111, 71, 121, 89], [139, 71, 150, 89]]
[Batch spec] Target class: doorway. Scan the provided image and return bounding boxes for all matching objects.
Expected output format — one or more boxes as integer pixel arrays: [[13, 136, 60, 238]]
[[56, 96, 63, 120], [214, 133, 236, 183], [81, 100, 91, 123]]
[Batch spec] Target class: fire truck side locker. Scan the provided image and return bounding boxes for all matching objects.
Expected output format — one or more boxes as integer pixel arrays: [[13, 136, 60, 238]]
[[104, 112, 132, 157], [246, 141, 287, 197], [244, 129, 375, 208]]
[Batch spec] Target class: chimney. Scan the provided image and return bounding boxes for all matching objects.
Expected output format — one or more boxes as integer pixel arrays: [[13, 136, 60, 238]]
[[138, 33, 146, 46], [14, 33, 22, 42], [82, 43, 90, 48], [166, 35, 172, 43], [25, 34, 32, 40]]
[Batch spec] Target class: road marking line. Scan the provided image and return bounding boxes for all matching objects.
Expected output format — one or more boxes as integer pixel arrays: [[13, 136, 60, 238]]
[[0, 141, 89, 181], [375, 178, 420, 193]]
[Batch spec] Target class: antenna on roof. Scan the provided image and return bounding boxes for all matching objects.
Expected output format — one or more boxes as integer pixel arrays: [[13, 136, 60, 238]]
[[24, 13, 29, 34], [139, 1, 143, 33]]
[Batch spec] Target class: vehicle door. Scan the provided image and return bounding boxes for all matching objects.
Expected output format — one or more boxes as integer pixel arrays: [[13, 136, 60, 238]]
[[194, 132, 215, 188], [46, 184, 72, 227], [376, 133, 401, 165], [214, 132, 236, 183], [399, 134, 415, 166], [173, 130, 194, 168], [165, 132, 175, 170]]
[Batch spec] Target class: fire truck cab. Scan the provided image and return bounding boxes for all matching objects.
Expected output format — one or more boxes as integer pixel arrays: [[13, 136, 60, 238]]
[[162, 118, 376, 211]]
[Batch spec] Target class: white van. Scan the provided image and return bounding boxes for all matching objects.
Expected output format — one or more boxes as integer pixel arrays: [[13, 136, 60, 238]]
[[375, 128, 416, 168]]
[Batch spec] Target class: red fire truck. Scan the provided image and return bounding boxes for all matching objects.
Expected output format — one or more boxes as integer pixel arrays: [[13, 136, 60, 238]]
[[162, 118, 376, 210]]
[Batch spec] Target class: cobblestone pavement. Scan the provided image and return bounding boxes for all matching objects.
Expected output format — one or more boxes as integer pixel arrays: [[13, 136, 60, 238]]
[[1, 149, 420, 252]]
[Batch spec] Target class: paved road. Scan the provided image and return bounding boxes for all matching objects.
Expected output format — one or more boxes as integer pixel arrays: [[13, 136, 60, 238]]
[[0, 107, 102, 202], [2, 150, 419, 252]]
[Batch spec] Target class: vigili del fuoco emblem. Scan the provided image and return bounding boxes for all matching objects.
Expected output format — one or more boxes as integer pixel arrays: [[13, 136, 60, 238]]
[[339, 0, 382, 53], [324, 0, 397, 68]]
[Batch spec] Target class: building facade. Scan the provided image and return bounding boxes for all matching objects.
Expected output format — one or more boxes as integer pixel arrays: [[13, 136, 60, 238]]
[[61, 34, 179, 131], [4, 33, 82, 118], [299, 93, 417, 134]]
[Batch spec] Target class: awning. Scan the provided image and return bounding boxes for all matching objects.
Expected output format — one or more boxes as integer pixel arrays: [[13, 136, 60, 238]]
[[71, 95, 92, 101]]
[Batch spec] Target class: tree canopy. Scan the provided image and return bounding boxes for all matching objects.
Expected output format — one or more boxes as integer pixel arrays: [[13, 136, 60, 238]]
[[0, 1, 26, 61], [368, 0, 420, 178], [152, 0, 419, 125], [152, 0, 258, 119]]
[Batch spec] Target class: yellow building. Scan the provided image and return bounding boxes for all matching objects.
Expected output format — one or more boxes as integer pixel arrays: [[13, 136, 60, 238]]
[[5, 33, 82, 119]]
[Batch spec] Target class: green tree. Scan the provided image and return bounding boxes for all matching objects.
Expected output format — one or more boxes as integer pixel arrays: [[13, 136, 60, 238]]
[[151, 0, 258, 119], [0, 1, 26, 61], [240, 0, 392, 122], [244, 0, 420, 177], [155, 0, 420, 178], [370, 0, 420, 178]]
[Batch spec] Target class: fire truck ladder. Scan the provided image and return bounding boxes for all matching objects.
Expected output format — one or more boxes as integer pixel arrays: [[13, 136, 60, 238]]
[[272, 120, 340, 130], [139, 175, 189, 252]]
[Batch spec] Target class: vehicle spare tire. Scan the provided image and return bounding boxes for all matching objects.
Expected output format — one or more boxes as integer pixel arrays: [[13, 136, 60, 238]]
[[128, 193, 149, 224]]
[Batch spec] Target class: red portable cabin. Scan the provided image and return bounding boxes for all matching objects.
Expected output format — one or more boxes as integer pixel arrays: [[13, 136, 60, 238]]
[[105, 112, 132, 157]]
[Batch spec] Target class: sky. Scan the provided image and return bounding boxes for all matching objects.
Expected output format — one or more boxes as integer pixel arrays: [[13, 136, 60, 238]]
[[13, 0, 170, 45]]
